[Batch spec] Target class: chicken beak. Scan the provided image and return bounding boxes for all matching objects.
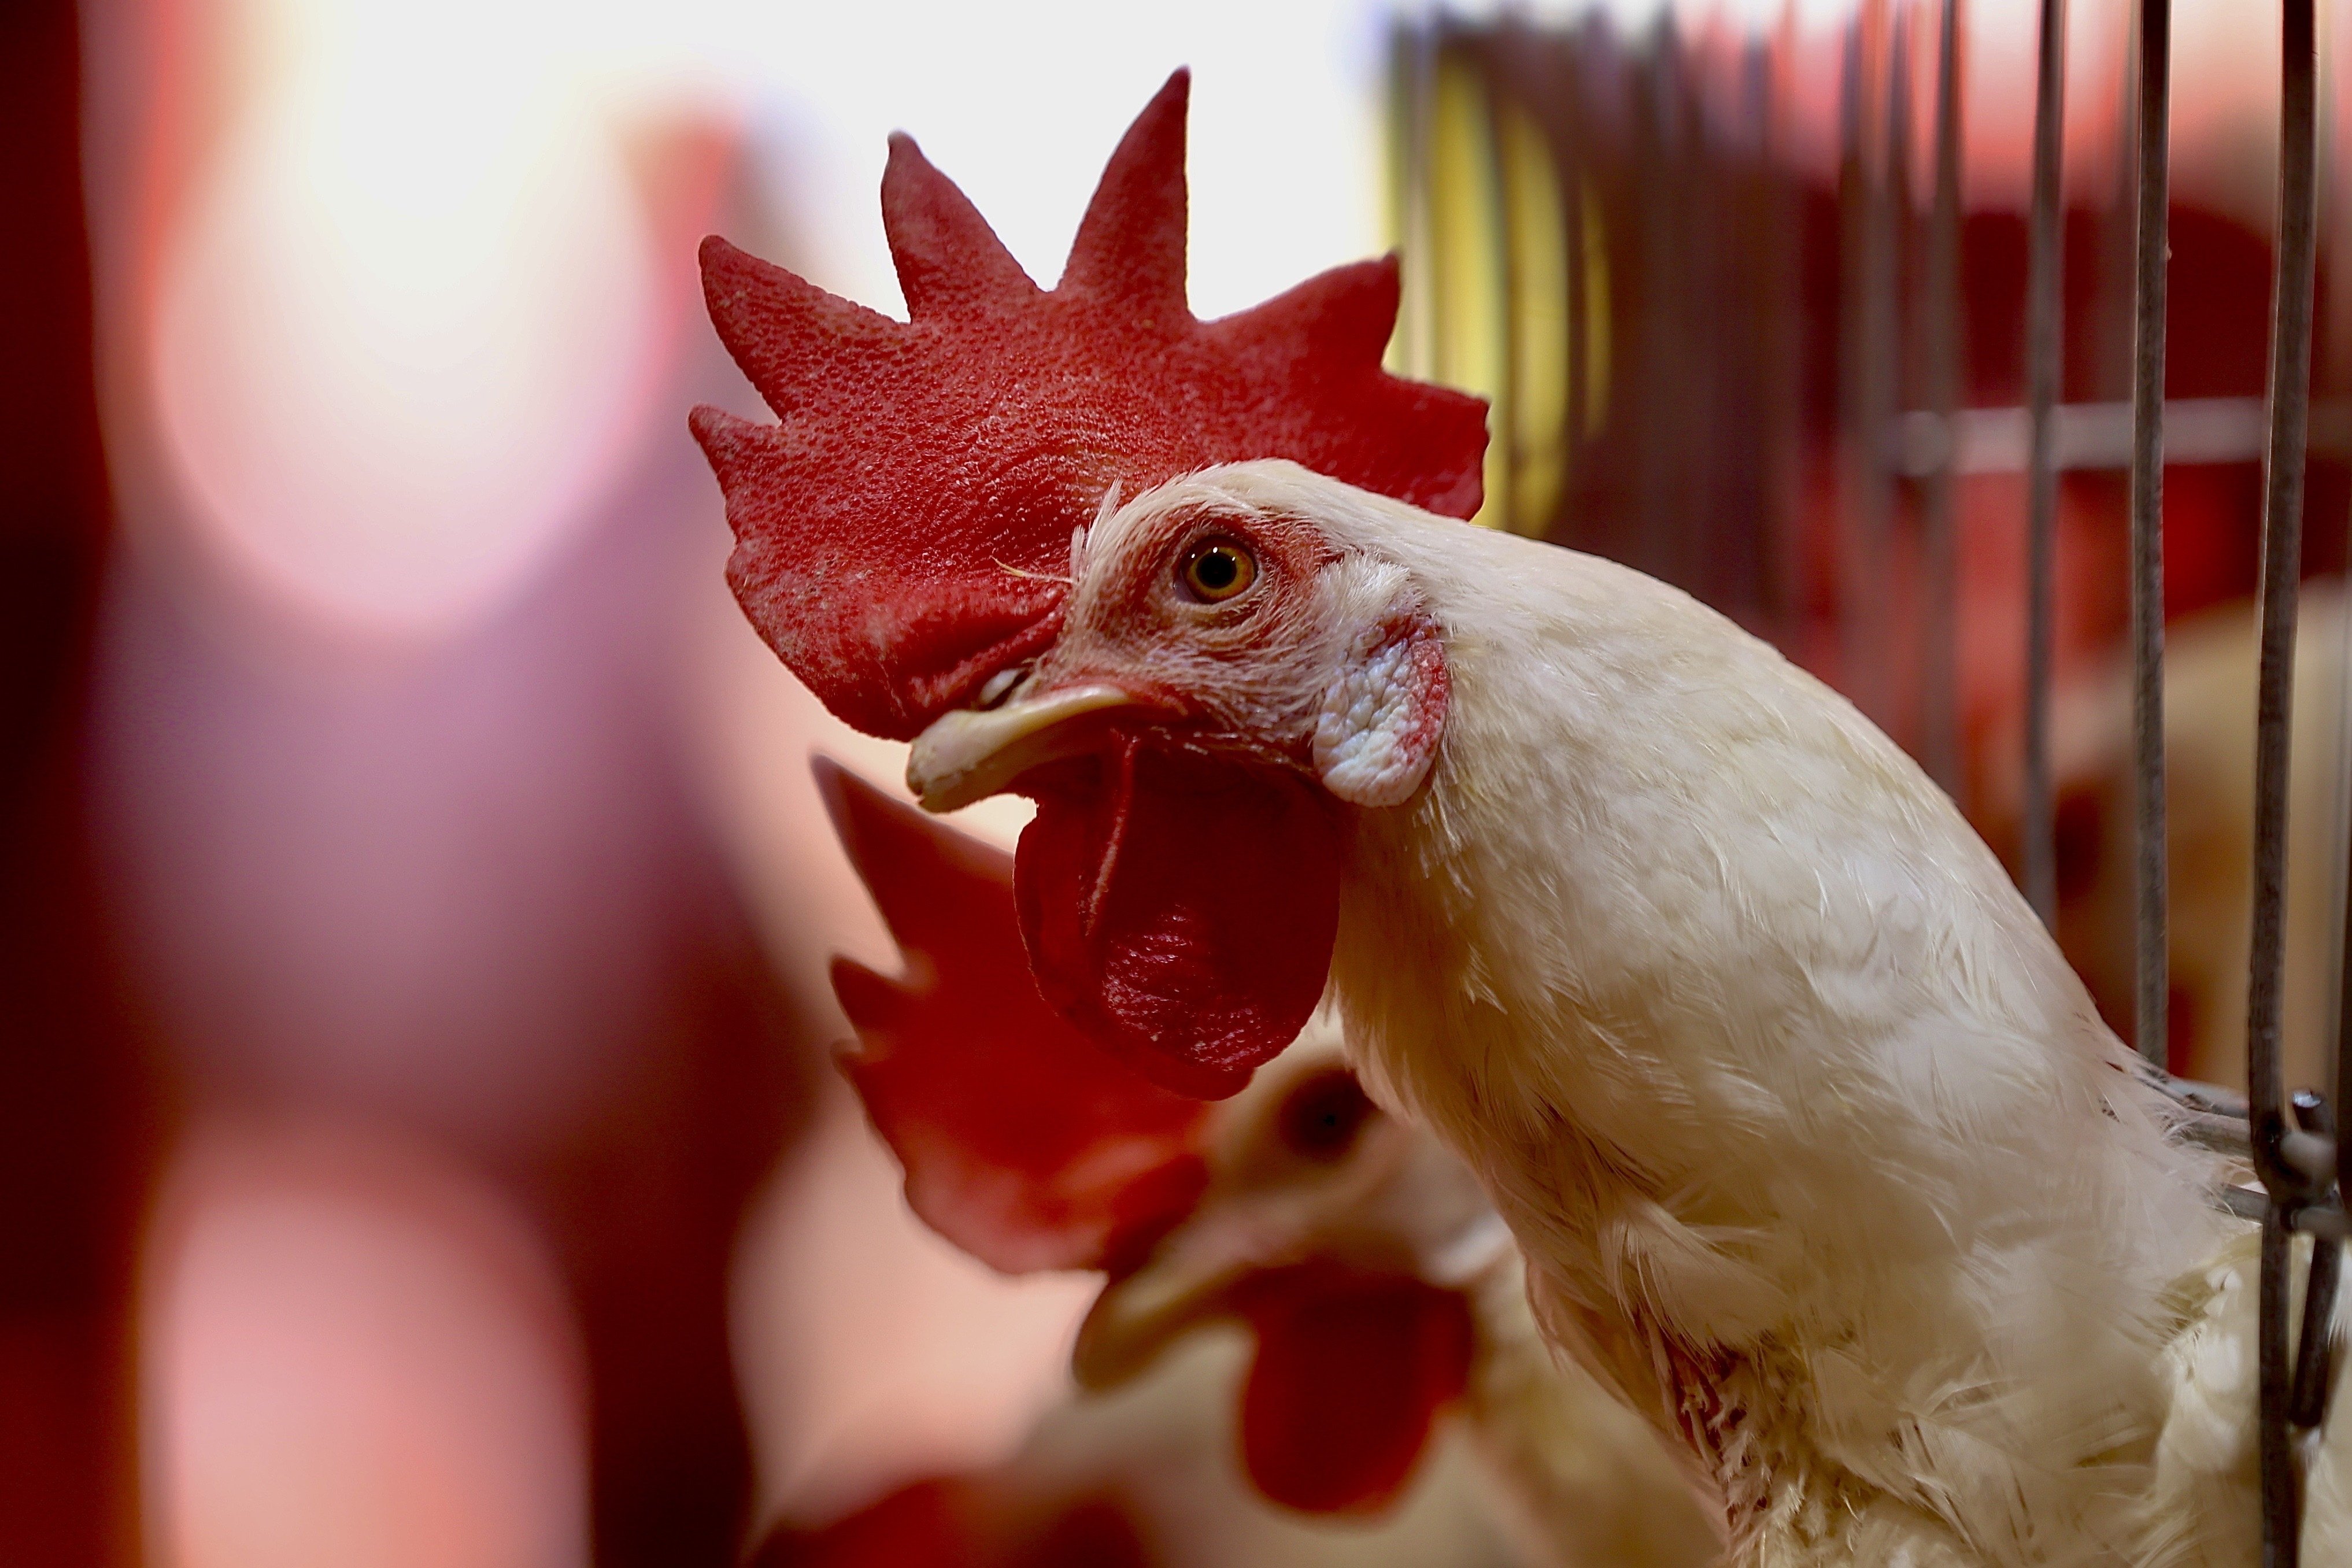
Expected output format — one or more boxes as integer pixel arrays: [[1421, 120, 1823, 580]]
[[1071, 1227, 1265, 1392], [906, 684, 1142, 811]]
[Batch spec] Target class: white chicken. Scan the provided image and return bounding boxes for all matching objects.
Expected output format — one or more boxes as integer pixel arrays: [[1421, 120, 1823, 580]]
[[691, 71, 2350, 1568], [905, 460, 2352, 1567]]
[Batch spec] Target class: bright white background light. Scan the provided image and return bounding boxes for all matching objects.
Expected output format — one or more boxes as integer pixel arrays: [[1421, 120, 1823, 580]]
[[149, 1, 663, 637]]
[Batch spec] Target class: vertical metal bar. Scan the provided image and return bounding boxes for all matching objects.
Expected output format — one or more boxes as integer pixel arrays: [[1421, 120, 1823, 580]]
[[1921, 0, 1965, 798], [1839, 14, 1862, 694], [1841, 8, 1894, 726], [2336, 0, 2352, 1295], [1740, 33, 1783, 631], [2129, 0, 2172, 1069], [1389, 24, 1415, 375], [1764, 11, 1808, 645], [1561, 28, 1587, 494], [1647, 23, 1693, 590], [1484, 59, 1522, 539], [1885, 8, 1913, 379], [2260, 1202, 2298, 1568], [2327, 0, 2352, 1105], [2293, 1226, 2342, 1424], [2340, 748, 2352, 1200], [2251, 0, 2323, 1177], [2290, 1094, 2341, 1430], [1564, 110, 1587, 508], [2249, 3, 2321, 1562], [1403, 24, 1440, 384], [1884, 3, 1915, 744], [2023, 0, 2066, 928], [2340, 781, 2352, 1111]]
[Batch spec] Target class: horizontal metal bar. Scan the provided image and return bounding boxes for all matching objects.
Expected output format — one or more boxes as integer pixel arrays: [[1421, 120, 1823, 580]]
[[1890, 397, 2352, 475], [2283, 1128, 2338, 1184], [2135, 1063, 2251, 1122], [2182, 1112, 2255, 1157], [2225, 1184, 2273, 1222], [2133, 1059, 2254, 1155]]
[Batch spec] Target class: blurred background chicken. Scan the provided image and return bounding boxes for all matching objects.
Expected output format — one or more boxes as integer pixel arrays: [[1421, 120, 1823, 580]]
[[807, 761, 1718, 1568], [2056, 587, 2352, 1090], [751, 1329, 1524, 1568], [1071, 1034, 1721, 1568]]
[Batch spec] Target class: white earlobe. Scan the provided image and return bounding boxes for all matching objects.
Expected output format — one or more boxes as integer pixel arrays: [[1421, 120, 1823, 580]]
[[1313, 613, 1448, 807]]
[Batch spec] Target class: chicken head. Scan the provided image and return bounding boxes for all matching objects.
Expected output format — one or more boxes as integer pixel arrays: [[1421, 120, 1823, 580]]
[[907, 463, 1452, 1099]]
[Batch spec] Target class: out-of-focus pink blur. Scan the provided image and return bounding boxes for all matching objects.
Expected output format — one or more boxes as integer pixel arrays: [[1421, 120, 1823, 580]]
[[140, 1120, 590, 1568]]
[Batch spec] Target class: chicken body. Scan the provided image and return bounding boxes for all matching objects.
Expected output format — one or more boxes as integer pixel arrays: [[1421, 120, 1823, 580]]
[[908, 460, 2347, 1566], [1317, 474, 2233, 1566]]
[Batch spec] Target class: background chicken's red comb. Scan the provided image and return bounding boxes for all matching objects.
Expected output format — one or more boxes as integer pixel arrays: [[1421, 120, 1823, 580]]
[[694, 71, 1489, 739], [818, 759, 1210, 1274]]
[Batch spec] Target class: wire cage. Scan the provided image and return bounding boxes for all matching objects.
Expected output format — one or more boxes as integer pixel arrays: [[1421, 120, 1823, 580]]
[[1395, 3, 2346, 1559]]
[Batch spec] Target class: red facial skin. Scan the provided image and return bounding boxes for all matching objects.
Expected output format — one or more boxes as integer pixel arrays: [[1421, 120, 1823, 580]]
[[1020, 505, 1348, 763], [980, 504, 1376, 1101], [819, 757, 1209, 1274]]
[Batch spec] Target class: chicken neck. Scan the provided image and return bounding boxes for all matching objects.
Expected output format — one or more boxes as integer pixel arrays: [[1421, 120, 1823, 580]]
[[1315, 515, 2234, 1566]]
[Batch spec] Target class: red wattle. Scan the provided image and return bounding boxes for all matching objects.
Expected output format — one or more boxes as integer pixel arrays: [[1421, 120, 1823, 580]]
[[1233, 1265, 1475, 1515], [1015, 744, 1342, 1101], [820, 761, 1210, 1275]]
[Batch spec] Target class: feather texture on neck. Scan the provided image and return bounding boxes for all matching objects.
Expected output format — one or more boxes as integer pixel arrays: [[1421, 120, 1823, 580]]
[[1214, 469, 2246, 1564]]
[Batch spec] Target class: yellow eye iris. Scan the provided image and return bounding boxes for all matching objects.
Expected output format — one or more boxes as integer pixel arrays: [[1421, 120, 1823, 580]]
[[1181, 541, 1257, 602]]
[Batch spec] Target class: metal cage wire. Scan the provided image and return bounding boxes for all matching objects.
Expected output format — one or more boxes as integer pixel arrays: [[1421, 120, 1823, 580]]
[[1392, 2, 2348, 1559]]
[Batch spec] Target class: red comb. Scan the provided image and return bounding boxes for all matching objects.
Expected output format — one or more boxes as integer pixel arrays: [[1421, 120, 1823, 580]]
[[694, 71, 1489, 739], [817, 759, 1210, 1274]]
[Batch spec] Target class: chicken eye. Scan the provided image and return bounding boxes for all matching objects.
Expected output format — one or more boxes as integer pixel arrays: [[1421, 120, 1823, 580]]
[[1181, 541, 1257, 602], [1277, 1069, 1378, 1162]]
